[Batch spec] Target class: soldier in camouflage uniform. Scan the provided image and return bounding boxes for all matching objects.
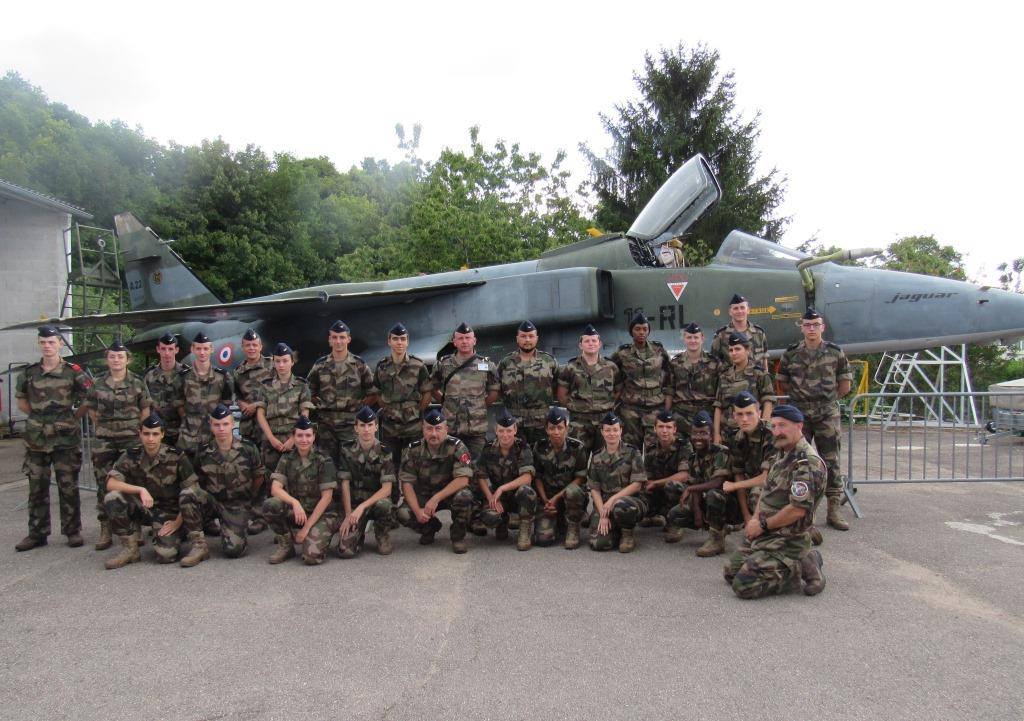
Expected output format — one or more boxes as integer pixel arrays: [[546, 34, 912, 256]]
[[666, 322, 719, 434], [307, 320, 377, 464], [532, 407, 589, 549], [587, 412, 647, 553], [14, 325, 92, 551], [476, 409, 538, 551], [722, 391, 777, 526], [777, 308, 854, 532], [430, 322, 499, 462], [395, 407, 475, 554], [143, 332, 186, 447], [251, 342, 313, 533], [83, 339, 152, 551], [336, 406, 396, 558], [612, 312, 670, 449], [177, 332, 233, 461], [724, 405, 827, 598], [556, 325, 622, 453], [497, 320, 559, 447], [640, 410, 692, 528], [262, 416, 339, 566], [713, 331, 775, 445], [102, 413, 205, 569], [664, 411, 732, 556], [180, 404, 265, 561], [233, 328, 273, 446], [373, 323, 432, 480], [710, 293, 769, 371]]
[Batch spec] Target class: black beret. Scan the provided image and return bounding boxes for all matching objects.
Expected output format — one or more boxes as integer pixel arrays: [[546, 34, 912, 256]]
[[192, 332, 211, 344], [518, 320, 537, 333], [655, 409, 676, 424], [692, 410, 712, 428], [454, 322, 473, 335], [772, 405, 805, 423], [802, 308, 822, 321], [422, 406, 446, 426], [732, 390, 758, 408], [107, 338, 128, 353], [628, 311, 649, 331], [546, 406, 569, 425], [494, 408, 517, 428], [37, 325, 59, 338], [272, 342, 293, 357], [294, 416, 315, 431], [729, 294, 747, 306], [581, 324, 599, 337], [600, 411, 621, 426], [727, 331, 750, 347], [142, 412, 165, 429], [682, 322, 702, 334], [355, 406, 378, 423], [210, 403, 232, 420], [329, 320, 350, 334], [242, 328, 260, 341], [388, 322, 408, 337], [158, 332, 178, 346]]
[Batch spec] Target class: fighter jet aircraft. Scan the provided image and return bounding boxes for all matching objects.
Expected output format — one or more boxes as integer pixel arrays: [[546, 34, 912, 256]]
[[7, 155, 1024, 370]]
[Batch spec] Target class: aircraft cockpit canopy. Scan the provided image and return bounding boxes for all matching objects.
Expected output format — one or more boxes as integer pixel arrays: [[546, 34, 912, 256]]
[[627, 154, 722, 246], [712, 231, 810, 270]]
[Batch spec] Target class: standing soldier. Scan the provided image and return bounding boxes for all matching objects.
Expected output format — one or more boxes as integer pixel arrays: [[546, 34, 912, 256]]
[[83, 339, 152, 551], [532, 407, 589, 549], [373, 323, 432, 476], [143, 333, 186, 448], [233, 328, 273, 446], [724, 405, 827, 598], [666, 322, 719, 434], [476, 410, 538, 551], [612, 311, 670, 449], [777, 308, 854, 532], [177, 332, 233, 462], [262, 416, 339, 566], [556, 325, 622, 453], [14, 325, 92, 551], [640, 410, 692, 529], [710, 294, 769, 371], [180, 404, 265, 562], [430, 322, 499, 461], [721, 391, 778, 527], [307, 320, 377, 464], [395, 407, 475, 554], [497, 320, 559, 447], [587, 412, 647, 553], [336, 406, 397, 558], [713, 332, 774, 445]]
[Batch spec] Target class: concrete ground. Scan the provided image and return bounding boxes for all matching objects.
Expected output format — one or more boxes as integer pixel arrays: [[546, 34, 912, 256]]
[[1, 436, 1022, 721]]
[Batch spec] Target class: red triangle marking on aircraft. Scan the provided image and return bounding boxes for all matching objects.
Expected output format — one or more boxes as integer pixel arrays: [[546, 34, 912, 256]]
[[667, 282, 687, 301]]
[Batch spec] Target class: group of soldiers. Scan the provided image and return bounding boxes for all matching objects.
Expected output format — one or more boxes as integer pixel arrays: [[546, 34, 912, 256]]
[[13, 292, 852, 599]]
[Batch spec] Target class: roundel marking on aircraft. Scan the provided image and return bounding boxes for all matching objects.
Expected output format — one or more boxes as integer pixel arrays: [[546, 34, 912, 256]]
[[218, 345, 233, 366]]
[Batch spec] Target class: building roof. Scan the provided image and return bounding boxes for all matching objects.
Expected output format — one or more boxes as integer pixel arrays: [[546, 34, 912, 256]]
[[0, 179, 93, 219]]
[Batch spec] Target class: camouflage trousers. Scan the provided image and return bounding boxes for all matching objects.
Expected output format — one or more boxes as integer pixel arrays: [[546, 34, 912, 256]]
[[723, 536, 806, 599], [569, 412, 606, 454], [802, 404, 843, 497], [666, 489, 724, 531], [338, 497, 395, 556], [23, 447, 82, 538], [618, 404, 662, 450], [91, 437, 136, 524], [238, 414, 261, 448], [396, 486, 473, 541], [640, 481, 685, 519], [179, 487, 252, 558], [588, 496, 646, 551], [315, 417, 355, 465], [480, 485, 538, 530], [381, 430, 419, 503], [672, 403, 715, 436], [256, 442, 288, 523], [262, 497, 340, 563], [535, 484, 588, 545], [177, 424, 213, 463], [105, 491, 197, 562]]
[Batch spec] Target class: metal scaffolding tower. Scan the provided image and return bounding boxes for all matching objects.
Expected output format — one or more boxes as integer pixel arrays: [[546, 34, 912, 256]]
[[868, 345, 979, 428], [60, 222, 125, 356]]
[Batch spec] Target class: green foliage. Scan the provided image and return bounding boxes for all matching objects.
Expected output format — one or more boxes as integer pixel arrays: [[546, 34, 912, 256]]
[[874, 235, 966, 280], [997, 257, 1024, 293]]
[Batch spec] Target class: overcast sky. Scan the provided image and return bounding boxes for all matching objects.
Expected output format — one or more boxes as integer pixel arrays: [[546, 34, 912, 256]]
[[3, 1, 1021, 281]]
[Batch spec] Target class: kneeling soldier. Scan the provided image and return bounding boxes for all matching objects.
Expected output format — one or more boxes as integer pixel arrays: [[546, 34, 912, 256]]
[[262, 417, 339, 565], [179, 404, 265, 562], [337, 406, 396, 558], [587, 412, 647, 553], [640, 409, 692, 528], [477, 409, 538, 551], [103, 413, 204, 569], [395, 407, 475, 554], [532, 407, 589, 549]]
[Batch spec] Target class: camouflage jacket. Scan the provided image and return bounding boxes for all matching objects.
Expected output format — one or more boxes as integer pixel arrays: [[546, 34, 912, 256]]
[[643, 437, 693, 482], [475, 437, 535, 492], [756, 437, 825, 548], [430, 353, 499, 437], [497, 351, 558, 428], [710, 322, 769, 370], [611, 341, 670, 408], [108, 444, 197, 516], [728, 420, 777, 480], [307, 353, 374, 421], [338, 439, 396, 504], [271, 449, 337, 513], [85, 371, 152, 440], [253, 375, 313, 439], [234, 356, 274, 437], [777, 340, 852, 411], [557, 356, 621, 416], [587, 444, 646, 501], [667, 351, 720, 408], [373, 353, 431, 438], [194, 438, 265, 503], [398, 435, 474, 494], [687, 444, 732, 487], [143, 363, 186, 434], [16, 359, 92, 451], [179, 366, 233, 448], [715, 364, 776, 426], [531, 437, 588, 496]]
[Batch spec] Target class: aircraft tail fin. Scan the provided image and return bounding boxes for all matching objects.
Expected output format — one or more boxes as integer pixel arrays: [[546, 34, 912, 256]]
[[115, 213, 221, 311]]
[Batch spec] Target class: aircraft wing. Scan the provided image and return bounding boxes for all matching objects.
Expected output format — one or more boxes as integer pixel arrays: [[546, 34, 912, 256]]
[[2, 281, 486, 331]]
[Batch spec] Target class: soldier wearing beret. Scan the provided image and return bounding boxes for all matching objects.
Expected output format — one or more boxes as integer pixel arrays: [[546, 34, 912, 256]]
[[476, 409, 538, 551], [640, 409, 692, 530], [14, 326, 92, 551], [233, 328, 273, 446], [724, 405, 827, 598], [666, 322, 719, 435], [498, 320, 559, 447], [531, 406, 589, 549], [178, 332, 233, 461], [777, 308, 854, 532], [586, 412, 647, 553], [336, 406, 397, 558], [143, 333, 186, 448], [612, 312, 671, 449], [713, 331, 775, 445], [556, 325, 622, 453], [430, 322, 499, 462], [721, 391, 778, 527], [710, 294, 769, 371]]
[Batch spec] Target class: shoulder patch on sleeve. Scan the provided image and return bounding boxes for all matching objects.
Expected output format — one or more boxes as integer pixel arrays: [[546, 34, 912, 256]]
[[459, 452, 472, 464], [791, 480, 810, 500]]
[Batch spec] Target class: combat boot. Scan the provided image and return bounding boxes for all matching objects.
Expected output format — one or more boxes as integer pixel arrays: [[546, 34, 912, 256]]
[[696, 527, 725, 557], [268, 534, 295, 564], [451, 537, 468, 554], [809, 525, 824, 546], [470, 517, 488, 537], [639, 514, 666, 528], [95, 522, 113, 551], [826, 497, 850, 531], [66, 533, 84, 547], [375, 524, 393, 555], [507, 512, 520, 530], [564, 522, 581, 550], [801, 549, 826, 596], [618, 528, 636, 553], [15, 535, 47, 552], [104, 535, 140, 570], [517, 517, 534, 551], [419, 517, 442, 545], [663, 526, 684, 544], [180, 532, 210, 568]]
